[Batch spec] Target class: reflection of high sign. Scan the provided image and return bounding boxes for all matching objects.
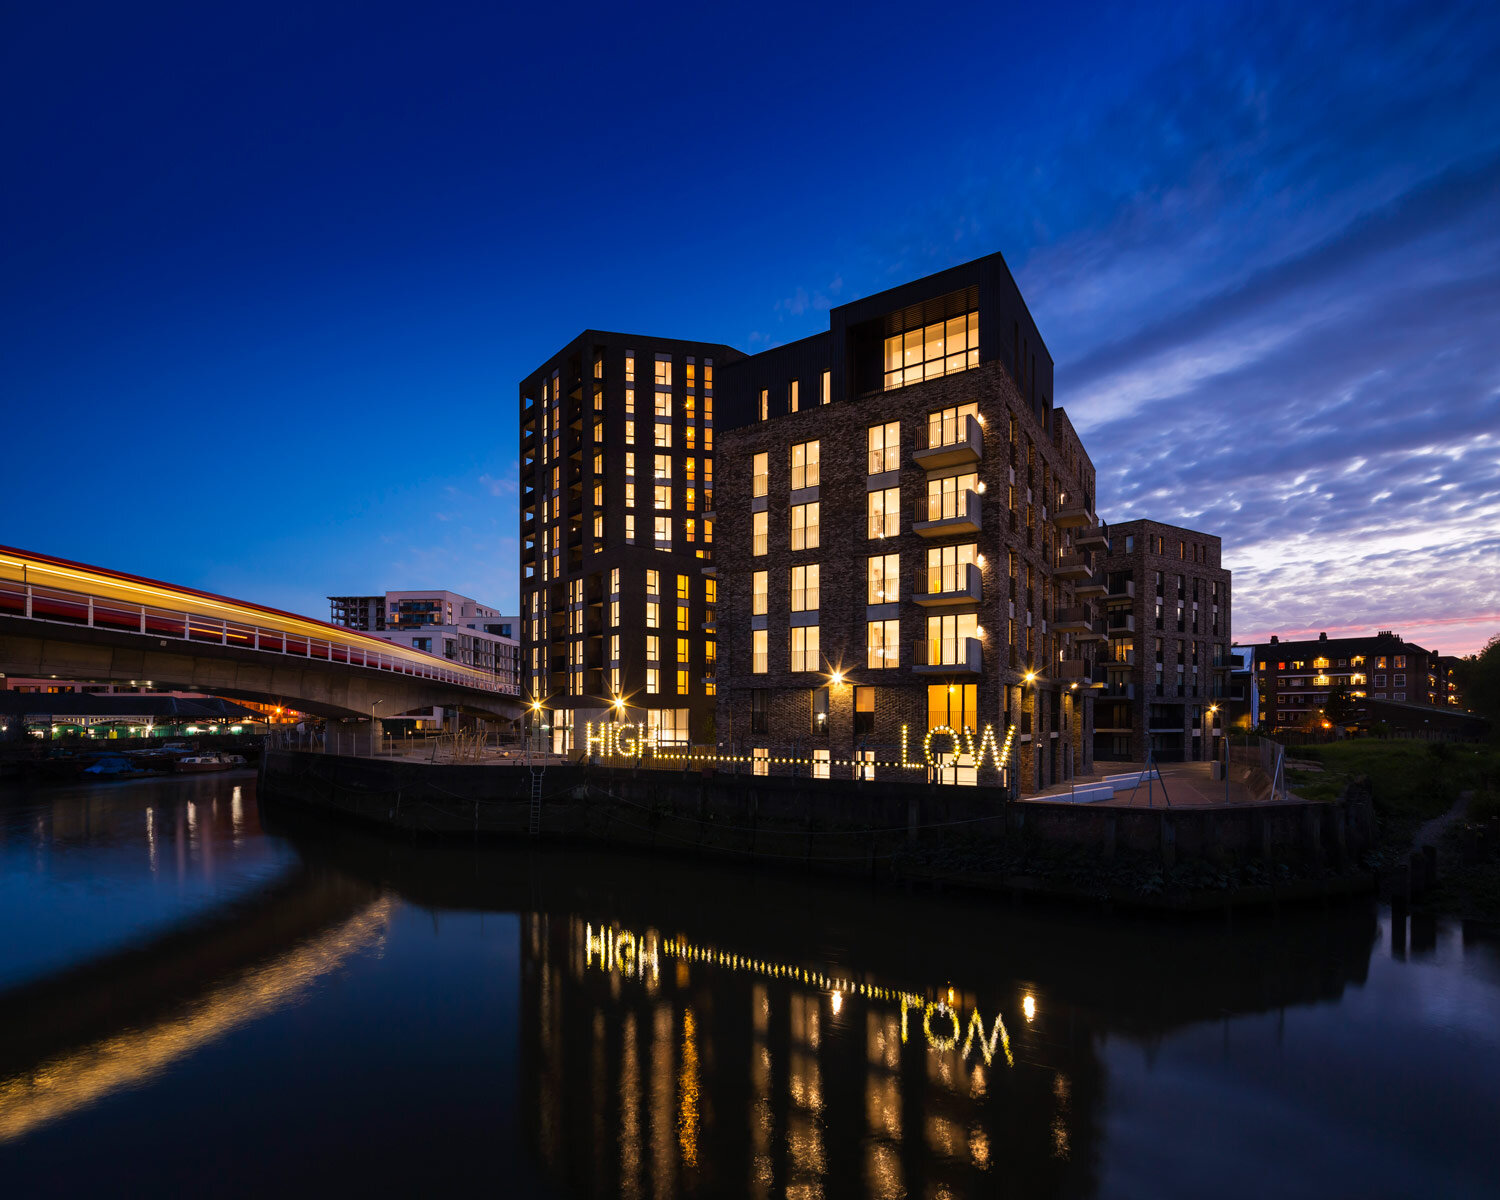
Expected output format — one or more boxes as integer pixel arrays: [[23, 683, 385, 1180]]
[[581, 921, 1014, 1068], [582, 722, 1015, 772]]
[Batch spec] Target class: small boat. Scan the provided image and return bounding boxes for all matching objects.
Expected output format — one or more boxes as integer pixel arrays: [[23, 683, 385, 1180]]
[[174, 754, 230, 774], [219, 753, 248, 766]]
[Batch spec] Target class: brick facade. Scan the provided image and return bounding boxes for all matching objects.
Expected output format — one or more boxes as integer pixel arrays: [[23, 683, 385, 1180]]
[[1093, 520, 1232, 763]]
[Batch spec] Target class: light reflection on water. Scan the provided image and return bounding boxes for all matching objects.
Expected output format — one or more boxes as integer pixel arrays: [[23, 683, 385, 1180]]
[[0, 775, 1497, 1198]]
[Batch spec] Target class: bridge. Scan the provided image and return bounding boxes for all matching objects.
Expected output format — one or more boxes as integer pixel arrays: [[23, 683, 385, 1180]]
[[0, 545, 523, 726]]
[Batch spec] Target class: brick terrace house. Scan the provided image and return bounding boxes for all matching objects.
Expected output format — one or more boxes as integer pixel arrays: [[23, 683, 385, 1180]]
[[712, 253, 1107, 792], [1252, 630, 1440, 732]]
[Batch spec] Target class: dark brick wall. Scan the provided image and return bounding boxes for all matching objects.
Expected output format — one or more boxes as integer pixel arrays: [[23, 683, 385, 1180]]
[[1094, 519, 1232, 763], [714, 356, 1099, 793]]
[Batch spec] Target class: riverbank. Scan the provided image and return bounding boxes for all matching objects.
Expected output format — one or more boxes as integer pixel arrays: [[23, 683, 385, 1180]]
[[261, 749, 1377, 913], [1289, 739, 1500, 921]]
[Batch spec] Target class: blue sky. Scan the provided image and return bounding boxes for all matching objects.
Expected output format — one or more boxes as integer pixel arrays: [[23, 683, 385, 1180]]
[[3, 0, 1496, 654]]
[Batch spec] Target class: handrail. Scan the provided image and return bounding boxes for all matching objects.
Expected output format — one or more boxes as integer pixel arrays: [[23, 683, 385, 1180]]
[[0, 573, 508, 694]]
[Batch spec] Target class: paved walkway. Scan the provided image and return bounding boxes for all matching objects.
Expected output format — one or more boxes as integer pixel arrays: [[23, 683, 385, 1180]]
[[1026, 760, 1266, 808]]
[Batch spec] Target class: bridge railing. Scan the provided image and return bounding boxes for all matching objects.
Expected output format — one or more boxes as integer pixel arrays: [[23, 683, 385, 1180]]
[[0, 575, 507, 694]]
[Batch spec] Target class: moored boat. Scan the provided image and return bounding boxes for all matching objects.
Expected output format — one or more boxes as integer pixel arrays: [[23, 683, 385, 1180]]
[[174, 754, 230, 774]]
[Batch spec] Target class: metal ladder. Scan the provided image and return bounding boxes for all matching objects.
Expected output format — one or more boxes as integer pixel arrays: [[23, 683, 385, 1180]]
[[528, 767, 544, 835]]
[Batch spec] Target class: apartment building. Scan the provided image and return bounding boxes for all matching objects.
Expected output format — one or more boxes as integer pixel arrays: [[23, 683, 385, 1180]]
[[1252, 630, 1438, 732], [327, 588, 521, 697], [1091, 520, 1232, 763], [518, 332, 745, 752], [712, 253, 1105, 792]]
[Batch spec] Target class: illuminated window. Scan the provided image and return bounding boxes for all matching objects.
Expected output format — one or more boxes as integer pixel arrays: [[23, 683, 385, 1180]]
[[654, 485, 671, 510], [625, 482, 636, 508], [677, 669, 689, 696], [647, 635, 660, 661], [867, 488, 900, 539], [646, 667, 660, 693], [789, 380, 799, 413], [654, 391, 671, 419], [753, 571, 768, 615], [821, 370, 831, 405], [654, 423, 672, 448], [791, 441, 820, 489], [868, 421, 900, 474], [654, 358, 671, 386], [925, 613, 978, 665], [926, 544, 977, 594], [812, 749, 830, 779], [925, 472, 978, 520], [624, 514, 635, 544], [752, 629, 768, 674], [753, 452, 768, 497], [884, 312, 978, 390], [625, 420, 635, 445], [867, 553, 899, 604], [791, 564, 820, 612], [926, 402, 979, 449], [654, 454, 671, 480], [790, 625, 820, 672], [867, 619, 900, 668], [759, 389, 768, 421], [753, 747, 769, 775], [654, 516, 671, 546], [676, 604, 689, 631], [791, 502, 819, 550], [625, 355, 635, 382], [646, 601, 659, 628]]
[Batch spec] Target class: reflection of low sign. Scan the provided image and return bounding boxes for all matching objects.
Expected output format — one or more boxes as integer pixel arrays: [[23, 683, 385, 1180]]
[[585, 924, 659, 982], [900, 994, 1014, 1067]]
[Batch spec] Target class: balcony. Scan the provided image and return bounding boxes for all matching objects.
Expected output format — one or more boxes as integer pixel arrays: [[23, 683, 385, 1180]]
[[1054, 499, 1091, 529], [914, 490, 982, 537], [1100, 681, 1136, 700], [1107, 613, 1136, 635], [1075, 523, 1109, 552], [1073, 618, 1106, 642], [1057, 658, 1089, 680], [915, 562, 983, 608], [1055, 552, 1092, 582], [1075, 574, 1108, 598], [913, 637, 983, 674], [913, 414, 982, 469], [1106, 578, 1135, 601], [1054, 605, 1092, 633], [1107, 647, 1136, 666]]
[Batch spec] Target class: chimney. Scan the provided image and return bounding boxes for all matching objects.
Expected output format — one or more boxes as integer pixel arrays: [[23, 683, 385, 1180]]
[[1270, 635, 1279, 644], [1319, 632, 1327, 641]]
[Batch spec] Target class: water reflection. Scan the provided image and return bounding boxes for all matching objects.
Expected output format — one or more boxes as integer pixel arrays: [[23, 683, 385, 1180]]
[[1, 779, 1497, 1198]]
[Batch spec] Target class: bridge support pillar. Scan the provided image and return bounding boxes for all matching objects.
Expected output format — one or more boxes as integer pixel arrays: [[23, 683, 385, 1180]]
[[368, 718, 383, 755]]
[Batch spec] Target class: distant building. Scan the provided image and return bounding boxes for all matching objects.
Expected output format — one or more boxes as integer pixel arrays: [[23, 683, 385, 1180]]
[[1091, 520, 1233, 763], [1251, 630, 1440, 732], [1433, 655, 1462, 708], [327, 588, 522, 718]]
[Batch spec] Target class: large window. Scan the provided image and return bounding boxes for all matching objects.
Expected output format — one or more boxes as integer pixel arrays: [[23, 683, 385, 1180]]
[[926, 543, 978, 594], [867, 553, 899, 604], [791, 441, 820, 489], [925, 613, 978, 665], [868, 421, 900, 474], [854, 687, 875, 735], [884, 312, 978, 390], [867, 620, 900, 668], [753, 511, 768, 556], [868, 488, 900, 539], [752, 570, 768, 615], [791, 564, 820, 612], [925, 472, 978, 520], [752, 629, 768, 674], [753, 452, 768, 497], [791, 502, 819, 550], [790, 625, 820, 673], [927, 402, 979, 450]]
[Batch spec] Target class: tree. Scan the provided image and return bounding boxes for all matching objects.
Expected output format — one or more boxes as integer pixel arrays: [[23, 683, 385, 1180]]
[[1325, 683, 1357, 725], [1455, 634, 1500, 730]]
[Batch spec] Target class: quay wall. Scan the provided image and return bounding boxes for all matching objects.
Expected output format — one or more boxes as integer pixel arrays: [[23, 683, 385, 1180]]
[[262, 752, 1376, 900]]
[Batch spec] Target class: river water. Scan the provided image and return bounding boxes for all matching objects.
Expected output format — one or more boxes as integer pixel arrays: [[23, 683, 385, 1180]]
[[1, 774, 1497, 1198]]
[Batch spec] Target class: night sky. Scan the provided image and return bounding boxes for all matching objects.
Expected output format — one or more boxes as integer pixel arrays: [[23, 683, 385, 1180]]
[[3, 1, 1496, 654]]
